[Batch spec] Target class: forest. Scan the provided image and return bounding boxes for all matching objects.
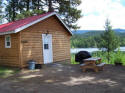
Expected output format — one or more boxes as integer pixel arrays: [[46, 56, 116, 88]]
[[71, 31, 125, 48]]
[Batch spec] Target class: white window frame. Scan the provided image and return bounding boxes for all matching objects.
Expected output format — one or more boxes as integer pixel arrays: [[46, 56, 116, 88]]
[[5, 35, 11, 48]]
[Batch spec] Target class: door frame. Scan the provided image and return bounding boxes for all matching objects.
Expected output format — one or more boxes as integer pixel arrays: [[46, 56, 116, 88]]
[[42, 34, 53, 64]]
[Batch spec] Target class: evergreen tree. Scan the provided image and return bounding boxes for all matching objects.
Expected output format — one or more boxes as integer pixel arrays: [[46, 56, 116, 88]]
[[32, 0, 44, 10], [5, 0, 19, 21], [5, 0, 82, 30], [44, 0, 82, 29], [97, 19, 119, 63], [0, 0, 3, 24]]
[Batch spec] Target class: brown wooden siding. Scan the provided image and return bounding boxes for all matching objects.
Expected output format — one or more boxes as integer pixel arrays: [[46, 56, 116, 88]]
[[0, 33, 20, 67], [0, 15, 71, 67], [20, 16, 71, 67]]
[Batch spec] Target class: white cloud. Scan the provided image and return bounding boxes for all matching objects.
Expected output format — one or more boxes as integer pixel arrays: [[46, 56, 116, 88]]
[[77, 0, 125, 30]]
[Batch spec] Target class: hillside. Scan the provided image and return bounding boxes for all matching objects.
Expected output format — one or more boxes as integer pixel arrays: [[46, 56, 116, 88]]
[[71, 29, 125, 48], [72, 29, 125, 35]]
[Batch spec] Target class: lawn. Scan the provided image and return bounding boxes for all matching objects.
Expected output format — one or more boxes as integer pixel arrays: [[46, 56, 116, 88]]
[[0, 66, 20, 78]]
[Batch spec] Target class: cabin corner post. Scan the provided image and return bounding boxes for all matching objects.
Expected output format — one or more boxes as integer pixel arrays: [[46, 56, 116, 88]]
[[19, 32, 23, 68], [69, 36, 71, 62]]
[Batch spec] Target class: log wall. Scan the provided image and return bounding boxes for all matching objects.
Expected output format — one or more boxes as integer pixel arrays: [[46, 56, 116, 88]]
[[20, 16, 71, 67], [0, 33, 20, 67], [0, 15, 71, 67]]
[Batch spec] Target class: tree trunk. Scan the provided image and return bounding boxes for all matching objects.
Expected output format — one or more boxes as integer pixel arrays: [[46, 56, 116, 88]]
[[107, 36, 110, 63], [12, 0, 16, 21], [26, 0, 30, 11], [48, 0, 54, 12], [37, 0, 40, 10], [107, 51, 110, 63]]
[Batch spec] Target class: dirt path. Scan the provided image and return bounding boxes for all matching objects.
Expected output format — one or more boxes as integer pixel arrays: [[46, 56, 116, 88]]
[[0, 63, 125, 93]]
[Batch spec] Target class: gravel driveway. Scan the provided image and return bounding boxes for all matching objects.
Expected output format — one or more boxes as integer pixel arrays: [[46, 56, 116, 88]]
[[0, 62, 125, 93]]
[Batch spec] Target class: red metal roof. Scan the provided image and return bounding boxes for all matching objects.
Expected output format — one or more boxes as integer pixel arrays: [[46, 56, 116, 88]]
[[0, 12, 53, 33]]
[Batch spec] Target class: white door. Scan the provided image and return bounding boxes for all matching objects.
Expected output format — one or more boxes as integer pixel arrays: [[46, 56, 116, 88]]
[[42, 34, 53, 64]]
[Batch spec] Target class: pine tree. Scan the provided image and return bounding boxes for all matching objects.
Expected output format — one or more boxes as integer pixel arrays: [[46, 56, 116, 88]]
[[5, 0, 82, 30], [44, 0, 82, 29], [0, 0, 3, 24], [97, 19, 119, 63], [5, 0, 19, 21], [32, 0, 43, 10]]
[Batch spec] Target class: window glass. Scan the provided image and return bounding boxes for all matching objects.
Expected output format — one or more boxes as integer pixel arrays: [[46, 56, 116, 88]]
[[5, 35, 11, 48], [7, 42, 10, 46], [44, 44, 49, 49], [6, 37, 10, 42]]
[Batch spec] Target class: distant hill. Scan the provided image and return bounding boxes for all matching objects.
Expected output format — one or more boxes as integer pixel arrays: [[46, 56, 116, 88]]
[[71, 28, 125, 48], [72, 29, 125, 34], [114, 28, 125, 33], [79, 31, 103, 37]]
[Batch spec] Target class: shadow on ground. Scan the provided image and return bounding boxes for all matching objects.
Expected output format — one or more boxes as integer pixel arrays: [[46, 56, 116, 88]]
[[0, 62, 125, 93]]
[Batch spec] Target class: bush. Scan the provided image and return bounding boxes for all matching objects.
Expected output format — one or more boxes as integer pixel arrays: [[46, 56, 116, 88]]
[[71, 54, 79, 64], [92, 51, 125, 65]]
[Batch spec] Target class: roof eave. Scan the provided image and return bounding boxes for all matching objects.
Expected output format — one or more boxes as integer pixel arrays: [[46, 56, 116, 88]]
[[55, 13, 73, 35], [0, 30, 15, 35], [0, 12, 72, 35]]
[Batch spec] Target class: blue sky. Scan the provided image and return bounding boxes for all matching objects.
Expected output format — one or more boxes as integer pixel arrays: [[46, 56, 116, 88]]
[[77, 0, 125, 30]]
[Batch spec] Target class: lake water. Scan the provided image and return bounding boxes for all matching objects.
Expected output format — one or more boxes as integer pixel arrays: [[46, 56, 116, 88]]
[[71, 47, 125, 54]]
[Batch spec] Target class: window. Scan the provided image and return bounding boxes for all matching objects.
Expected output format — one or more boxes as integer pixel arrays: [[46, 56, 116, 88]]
[[44, 44, 49, 49], [5, 35, 11, 48]]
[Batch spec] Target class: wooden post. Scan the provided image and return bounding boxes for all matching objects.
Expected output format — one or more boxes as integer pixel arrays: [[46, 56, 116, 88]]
[[19, 32, 23, 68]]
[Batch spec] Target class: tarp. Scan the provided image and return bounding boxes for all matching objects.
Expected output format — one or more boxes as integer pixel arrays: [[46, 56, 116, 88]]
[[75, 51, 92, 64]]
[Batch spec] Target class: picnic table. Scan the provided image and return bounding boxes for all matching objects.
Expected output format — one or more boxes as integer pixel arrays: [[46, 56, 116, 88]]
[[80, 57, 106, 72]]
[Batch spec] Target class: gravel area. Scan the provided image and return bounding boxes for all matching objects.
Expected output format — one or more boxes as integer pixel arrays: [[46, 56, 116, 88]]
[[0, 62, 125, 93]]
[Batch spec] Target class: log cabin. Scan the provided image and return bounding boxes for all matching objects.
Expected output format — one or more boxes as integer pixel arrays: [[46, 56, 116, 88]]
[[0, 12, 72, 68]]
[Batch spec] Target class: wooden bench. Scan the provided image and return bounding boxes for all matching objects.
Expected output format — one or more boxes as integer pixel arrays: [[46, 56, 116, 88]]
[[80, 62, 106, 72], [96, 63, 106, 71]]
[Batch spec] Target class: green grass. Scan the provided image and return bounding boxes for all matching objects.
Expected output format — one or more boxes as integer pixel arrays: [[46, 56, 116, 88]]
[[0, 66, 20, 78], [92, 51, 125, 65], [71, 51, 125, 65], [71, 54, 79, 64]]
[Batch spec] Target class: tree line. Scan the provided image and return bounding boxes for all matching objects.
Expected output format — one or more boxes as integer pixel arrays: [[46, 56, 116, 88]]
[[71, 31, 125, 48], [71, 21, 125, 49], [0, 0, 82, 30]]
